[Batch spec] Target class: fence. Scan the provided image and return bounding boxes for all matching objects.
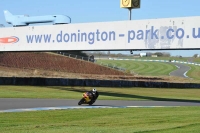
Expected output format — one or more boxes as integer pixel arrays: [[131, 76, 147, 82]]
[[55, 52, 93, 62]]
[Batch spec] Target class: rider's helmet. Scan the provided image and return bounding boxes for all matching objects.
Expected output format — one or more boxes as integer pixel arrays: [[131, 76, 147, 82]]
[[92, 88, 97, 92]]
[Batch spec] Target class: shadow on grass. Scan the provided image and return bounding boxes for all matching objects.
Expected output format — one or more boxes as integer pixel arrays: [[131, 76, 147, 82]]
[[48, 86, 200, 103]]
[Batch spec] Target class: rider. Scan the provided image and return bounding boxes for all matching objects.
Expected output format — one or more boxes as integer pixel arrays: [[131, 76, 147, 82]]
[[88, 88, 99, 103]]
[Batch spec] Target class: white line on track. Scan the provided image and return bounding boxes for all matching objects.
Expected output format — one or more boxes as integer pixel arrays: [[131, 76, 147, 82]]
[[183, 66, 192, 78], [0, 106, 180, 113]]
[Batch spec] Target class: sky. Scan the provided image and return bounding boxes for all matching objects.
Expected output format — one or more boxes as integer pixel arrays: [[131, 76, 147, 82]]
[[0, 0, 200, 57]]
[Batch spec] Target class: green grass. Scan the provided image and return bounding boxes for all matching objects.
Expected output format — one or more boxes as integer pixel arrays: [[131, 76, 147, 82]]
[[0, 107, 200, 133], [114, 57, 188, 62], [1, 86, 200, 101], [186, 64, 200, 80], [97, 59, 200, 80], [97, 60, 177, 76], [139, 57, 188, 62], [193, 57, 200, 63], [1, 86, 200, 132]]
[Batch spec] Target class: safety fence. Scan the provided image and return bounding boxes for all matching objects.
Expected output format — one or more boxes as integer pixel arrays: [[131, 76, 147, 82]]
[[0, 77, 199, 88], [55, 52, 94, 62]]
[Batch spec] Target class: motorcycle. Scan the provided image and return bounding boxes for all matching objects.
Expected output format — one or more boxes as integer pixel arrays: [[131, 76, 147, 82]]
[[78, 92, 96, 105]]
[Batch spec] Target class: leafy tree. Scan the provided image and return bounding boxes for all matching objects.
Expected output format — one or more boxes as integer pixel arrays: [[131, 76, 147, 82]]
[[193, 54, 199, 58], [162, 52, 171, 57], [154, 52, 163, 57]]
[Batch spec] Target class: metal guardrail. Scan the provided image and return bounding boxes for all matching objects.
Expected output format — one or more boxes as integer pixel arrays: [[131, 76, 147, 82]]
[[56, 52, 93, 62]]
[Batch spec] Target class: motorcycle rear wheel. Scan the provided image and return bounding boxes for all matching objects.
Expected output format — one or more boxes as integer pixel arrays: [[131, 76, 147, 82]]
[[78, 98, 85, 105]]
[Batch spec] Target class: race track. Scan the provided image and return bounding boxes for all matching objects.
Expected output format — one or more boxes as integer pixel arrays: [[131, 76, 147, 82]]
[[0, 63, 197, 113], [0, 98, 200, 113], [169, 63, 191, 78]]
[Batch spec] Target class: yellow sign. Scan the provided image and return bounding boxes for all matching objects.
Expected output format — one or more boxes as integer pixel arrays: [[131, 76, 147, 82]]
[[120, 0, 131, 8], [120, 0, 140, 9]]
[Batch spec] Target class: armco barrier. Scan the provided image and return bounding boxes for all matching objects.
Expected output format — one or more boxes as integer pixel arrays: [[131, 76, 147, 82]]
[[0, 77, 200, 88]]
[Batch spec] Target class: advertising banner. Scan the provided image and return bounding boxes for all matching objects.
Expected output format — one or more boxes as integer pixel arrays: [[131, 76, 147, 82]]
[[0, 16, 200, 51]]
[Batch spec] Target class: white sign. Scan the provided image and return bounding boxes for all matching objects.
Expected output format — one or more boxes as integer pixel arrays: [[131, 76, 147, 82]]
[[1, 16, 200, 51]]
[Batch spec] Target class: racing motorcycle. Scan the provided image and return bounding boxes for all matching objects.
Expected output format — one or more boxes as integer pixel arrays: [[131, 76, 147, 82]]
[[78, 92, 96, 105]]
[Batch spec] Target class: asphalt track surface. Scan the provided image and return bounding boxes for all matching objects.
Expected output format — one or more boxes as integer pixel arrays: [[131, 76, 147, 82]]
[[0, 63, 196, 112], [169, 63, 191, 78], [0, 98, 200, 112]]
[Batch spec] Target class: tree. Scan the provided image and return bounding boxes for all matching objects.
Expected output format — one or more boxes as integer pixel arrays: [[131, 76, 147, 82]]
[[193, 54, 199, 58], [117, 53, 122, 58], [146, 52, 152, 57], [107, 51, 110, 56], [98, 52, 102, 59], [162, 52, 171, 57], [154, 52, 163, 57]]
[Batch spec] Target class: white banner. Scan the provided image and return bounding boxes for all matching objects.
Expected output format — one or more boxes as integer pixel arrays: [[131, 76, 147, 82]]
[[1, 16, 200, 51]]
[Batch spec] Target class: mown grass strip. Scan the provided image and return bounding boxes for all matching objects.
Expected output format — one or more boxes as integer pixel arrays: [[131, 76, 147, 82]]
[[135, 57, 188, 62], [140, 62, 156, 73], [147, 62, 166, 75], [128, 61, 140, 70], [0, 107, 200, 133], [193, 58, 200, 63], [134, 62, 148, 72], [186, 65, 200, 80], [97, 59, 200, 80], [1, 86, 200, 101], [98, 60, 177, 76]]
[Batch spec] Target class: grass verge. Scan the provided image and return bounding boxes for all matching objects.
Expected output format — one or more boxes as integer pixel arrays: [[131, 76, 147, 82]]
[[96, 60, 177, 76], [97, 59, 200, 80], [0, 107, 200, 133], [186, 64, 200, 80], [0, 86, 200, 101]]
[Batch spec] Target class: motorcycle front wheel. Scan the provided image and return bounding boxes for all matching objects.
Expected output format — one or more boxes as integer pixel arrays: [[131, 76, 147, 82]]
[[78, 98, 85, 105]]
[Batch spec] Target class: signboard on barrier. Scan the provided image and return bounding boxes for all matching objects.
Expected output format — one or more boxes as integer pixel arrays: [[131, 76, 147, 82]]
[[0, 16, 200, 51]]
